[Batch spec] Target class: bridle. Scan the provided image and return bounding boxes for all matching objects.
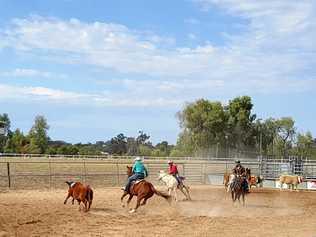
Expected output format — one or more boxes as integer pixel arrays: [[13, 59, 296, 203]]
[[158, 172, 169, 181]]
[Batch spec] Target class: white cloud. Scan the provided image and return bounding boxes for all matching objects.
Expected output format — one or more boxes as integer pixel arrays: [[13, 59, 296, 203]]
[[0, 1, 316, 101], [0, 83, 182, 107], [0, 68, 67, 79]]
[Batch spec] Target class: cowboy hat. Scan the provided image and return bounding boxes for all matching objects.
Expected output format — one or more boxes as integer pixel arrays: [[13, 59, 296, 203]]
[[134, 156, 142, 161]]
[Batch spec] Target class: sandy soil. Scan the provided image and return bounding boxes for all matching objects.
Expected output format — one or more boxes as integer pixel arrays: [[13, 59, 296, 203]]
[[0, 186, 316, 237]]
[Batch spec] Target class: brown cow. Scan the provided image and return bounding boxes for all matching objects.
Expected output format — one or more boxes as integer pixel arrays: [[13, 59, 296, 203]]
[[64, 181, 93, 212], [248, 175, 257, 188], [279, 175, 303, 191]]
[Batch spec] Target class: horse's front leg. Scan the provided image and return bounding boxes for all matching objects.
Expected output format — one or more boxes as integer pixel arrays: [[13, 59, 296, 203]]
[[168, 188, 172, 196], [127, 194, 133, 209], [183, 185, 191, 200], [121, 191, 128, 207], [64, 193, 71, 204], [179, 186, 187, 200], [174, 187, 178, 202]]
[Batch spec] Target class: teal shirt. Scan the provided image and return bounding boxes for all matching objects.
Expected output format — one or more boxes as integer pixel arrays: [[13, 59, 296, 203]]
[[132, 161, 148, 177]]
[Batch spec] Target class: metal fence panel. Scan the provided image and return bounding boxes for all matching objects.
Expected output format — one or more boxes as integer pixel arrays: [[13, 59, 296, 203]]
[[1, 155, 316, 189]]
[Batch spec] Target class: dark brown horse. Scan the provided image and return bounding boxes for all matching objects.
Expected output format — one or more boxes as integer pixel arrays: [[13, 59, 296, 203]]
[[120, 166, 171, 213], [229, 175, 247, 206]]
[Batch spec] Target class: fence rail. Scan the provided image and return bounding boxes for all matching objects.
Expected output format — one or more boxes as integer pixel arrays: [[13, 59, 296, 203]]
[[1, 154, 316, 189]]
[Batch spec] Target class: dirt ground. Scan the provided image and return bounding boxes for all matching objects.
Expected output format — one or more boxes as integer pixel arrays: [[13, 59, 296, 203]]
[[0, 186, 316, 237]]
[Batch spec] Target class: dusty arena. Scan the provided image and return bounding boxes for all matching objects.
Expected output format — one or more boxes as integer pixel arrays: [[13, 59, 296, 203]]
[[0, 186, 316, 237]]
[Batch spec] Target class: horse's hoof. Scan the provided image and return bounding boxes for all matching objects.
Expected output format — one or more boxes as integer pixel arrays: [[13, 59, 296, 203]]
[[129, 209, 136, 213]]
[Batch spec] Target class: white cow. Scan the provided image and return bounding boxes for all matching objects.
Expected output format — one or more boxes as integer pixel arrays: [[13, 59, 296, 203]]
[[279, 175, 303, 191], [158, 170, 191, 201]]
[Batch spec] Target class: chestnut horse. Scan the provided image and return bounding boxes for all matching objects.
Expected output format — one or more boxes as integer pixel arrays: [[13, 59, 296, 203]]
[[121, 166, 171, 213]]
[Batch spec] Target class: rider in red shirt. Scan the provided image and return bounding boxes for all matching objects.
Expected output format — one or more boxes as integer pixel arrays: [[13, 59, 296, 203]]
[[168, 160, 182, 185]]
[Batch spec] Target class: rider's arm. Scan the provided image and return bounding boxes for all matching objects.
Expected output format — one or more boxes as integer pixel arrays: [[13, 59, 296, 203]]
[[170, 165, 177, 175], [144, 166, 148, 177]]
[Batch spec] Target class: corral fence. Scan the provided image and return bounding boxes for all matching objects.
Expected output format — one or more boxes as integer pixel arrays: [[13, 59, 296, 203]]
[[0, 154, 316, 189]]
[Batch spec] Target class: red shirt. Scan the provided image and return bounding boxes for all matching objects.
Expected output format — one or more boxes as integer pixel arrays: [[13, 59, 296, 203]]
[[168, 164, 178, 175]]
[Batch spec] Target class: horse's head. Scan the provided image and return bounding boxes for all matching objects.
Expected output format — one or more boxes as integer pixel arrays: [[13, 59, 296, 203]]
[[245, 168, 251, 178], [126, 166, 133, 177], [298, 176, 304, 183], [158, 170, 166, 180]]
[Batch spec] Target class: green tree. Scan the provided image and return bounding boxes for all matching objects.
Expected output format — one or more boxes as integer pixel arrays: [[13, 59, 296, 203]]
[[155, 141, 173, 156], [106, 133, 127, 155], [4, 129, 28, 153], [294, 132, 313, 157], [126, 137, 138, 155], [28, 115, 50, 154], [226, 96, 256, 150], [254, 118, 278, 154], [178, 99, 227, 150], [0, 113, 11, 152], [275, 117, 296, 157], [136, 131, 151, 146]]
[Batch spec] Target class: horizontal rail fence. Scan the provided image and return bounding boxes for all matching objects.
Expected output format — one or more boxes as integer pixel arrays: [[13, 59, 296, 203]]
[[1, 156, 316, 189]]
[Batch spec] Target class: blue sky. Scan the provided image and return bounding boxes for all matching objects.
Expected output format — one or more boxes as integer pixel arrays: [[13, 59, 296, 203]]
[[0, 0, 316, 144]]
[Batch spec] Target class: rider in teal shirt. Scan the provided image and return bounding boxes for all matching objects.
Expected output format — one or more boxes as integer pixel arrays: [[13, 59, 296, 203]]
[[132, 159, 148, 177], [124, 157, 148, 192]]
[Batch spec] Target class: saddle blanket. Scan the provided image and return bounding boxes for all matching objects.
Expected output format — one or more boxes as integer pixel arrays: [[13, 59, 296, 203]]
[[132, 179, 145, 185]]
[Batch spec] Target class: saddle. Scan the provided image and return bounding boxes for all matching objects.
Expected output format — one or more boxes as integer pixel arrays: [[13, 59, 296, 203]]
[[131, 179, 145, 186]]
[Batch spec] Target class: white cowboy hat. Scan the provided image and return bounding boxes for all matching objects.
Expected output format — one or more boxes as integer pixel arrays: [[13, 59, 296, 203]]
[[167, 160, 173, 164], [134, 157, 142, 161]]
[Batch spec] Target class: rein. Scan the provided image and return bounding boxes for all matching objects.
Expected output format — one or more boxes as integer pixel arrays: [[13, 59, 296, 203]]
[[158, 173, 169, 181]]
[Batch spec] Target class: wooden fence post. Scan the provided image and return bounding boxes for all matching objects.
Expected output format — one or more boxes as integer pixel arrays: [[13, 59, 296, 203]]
[[116, 162, 120, 186], [83, 159, 87, 183], [202, 163, 206, 184], [7, 162, 11, 188], [48, 160, 52, 189]]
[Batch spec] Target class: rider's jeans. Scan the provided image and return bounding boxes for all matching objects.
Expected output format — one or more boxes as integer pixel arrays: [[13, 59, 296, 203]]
[[125, 173, 144, 192]]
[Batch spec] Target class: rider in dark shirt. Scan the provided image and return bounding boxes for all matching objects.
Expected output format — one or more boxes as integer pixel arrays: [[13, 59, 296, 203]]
[[232, 160, 246, 176], [232, 160, 249, 192]]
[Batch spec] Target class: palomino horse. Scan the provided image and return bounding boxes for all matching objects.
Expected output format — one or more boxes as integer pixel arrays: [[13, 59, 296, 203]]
[[158, 170, 191, 201], [229, 174, 247, 206], [121, 166, 171, 213]]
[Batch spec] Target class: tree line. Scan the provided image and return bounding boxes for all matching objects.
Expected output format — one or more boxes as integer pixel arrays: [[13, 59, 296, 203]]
[[171, 96, 316, 159], [0, 114, 174, 156], [1, 95, 315, 158]]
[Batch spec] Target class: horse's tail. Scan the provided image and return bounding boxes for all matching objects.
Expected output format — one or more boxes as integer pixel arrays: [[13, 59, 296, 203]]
[[150, 184, 171, 203]]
